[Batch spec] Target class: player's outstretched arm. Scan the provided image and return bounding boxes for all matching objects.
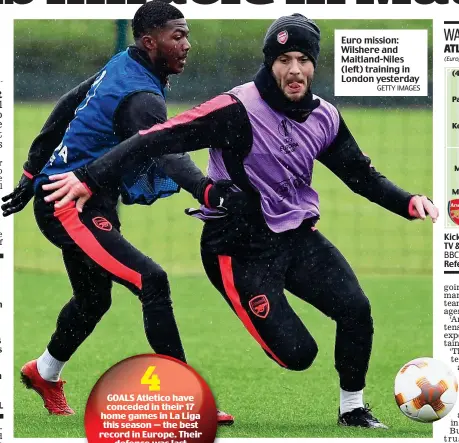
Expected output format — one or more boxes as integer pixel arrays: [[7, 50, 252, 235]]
[[43, 95, 251, 210], [116, 91, 244, 211], [83, 95, 250, 193], [318, 113, 437, 222], [1, 73, 98, 217]]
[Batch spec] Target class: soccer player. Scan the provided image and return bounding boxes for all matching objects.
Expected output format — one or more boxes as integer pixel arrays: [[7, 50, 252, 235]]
[[2, 1, 235, 424], [41, 14, 438, 428]]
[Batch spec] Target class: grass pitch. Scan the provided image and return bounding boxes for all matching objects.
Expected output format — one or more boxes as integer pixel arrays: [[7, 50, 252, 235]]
[[15, 270, 432, 438], [13, 103, 433, 438]]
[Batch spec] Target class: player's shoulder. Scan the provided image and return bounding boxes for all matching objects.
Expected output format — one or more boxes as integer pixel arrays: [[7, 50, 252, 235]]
[[311, 94, 341, 138], [226, 81, 258, 101], [312, 93, 339, 119]]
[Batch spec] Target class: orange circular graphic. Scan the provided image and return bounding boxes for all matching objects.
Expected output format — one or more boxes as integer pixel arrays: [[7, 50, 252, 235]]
[[85, 354, 217, 443]]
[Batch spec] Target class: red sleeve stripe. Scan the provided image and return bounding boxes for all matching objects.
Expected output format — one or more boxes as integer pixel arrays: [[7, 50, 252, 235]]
[[23, 169, 34, 179], [139, 95, 236, 136], [217, 255, 287, 368]]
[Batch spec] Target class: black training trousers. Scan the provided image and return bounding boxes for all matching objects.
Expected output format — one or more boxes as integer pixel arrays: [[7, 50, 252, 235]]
[[33, 188, 186, 363], [201, 214, 373, 392]]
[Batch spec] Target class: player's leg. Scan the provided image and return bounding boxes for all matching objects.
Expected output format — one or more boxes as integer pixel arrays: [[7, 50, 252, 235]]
[[201, 249, 318, 371], [53, 202, 186, 362], [21, 248, 113, 415], [65, 206, 234, 425], [33, 194, 186, 362], [46, 248, 113, 367], [284, 227, 386, 429], [31, 195, 234, 424]]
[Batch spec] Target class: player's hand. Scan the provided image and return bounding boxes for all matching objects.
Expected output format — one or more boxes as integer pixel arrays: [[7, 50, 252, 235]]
[[42, 172, 92, 213], [204, 179, 234, 209], [1, 173, 34, 217], [204, 179, 257, 215], [409, 195, 439, 223]]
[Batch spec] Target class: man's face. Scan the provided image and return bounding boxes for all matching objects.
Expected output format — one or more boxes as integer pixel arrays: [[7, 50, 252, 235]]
[[271, 51, 315, 102], [145, 19, 191, 75]]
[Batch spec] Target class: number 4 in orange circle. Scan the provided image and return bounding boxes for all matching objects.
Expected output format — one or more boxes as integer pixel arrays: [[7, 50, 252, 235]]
[[141, 366, 161, 391]]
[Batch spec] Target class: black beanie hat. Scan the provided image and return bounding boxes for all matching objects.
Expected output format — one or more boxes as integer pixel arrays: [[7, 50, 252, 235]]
[[263, 13, 320, 68]]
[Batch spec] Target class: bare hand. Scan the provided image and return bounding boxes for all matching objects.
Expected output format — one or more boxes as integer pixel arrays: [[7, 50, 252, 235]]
[[409, 195, 439, 223], [42, 172, 92, 213]]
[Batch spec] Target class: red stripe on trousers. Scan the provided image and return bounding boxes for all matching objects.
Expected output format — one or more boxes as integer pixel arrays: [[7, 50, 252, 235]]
[[55, 203, 142, 290], [218, 255, 287, 368], [139, 95, 236, 136]]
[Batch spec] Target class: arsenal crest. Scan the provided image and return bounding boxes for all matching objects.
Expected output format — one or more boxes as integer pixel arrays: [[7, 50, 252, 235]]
[[92, 216, 113, 231], [249, 295, 270, 319], [449, 199, 459, 225], [277, 30, 288, 45]]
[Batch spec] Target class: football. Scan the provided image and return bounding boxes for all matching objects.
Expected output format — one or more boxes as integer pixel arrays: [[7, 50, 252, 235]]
[[394, 357, 458, 423]]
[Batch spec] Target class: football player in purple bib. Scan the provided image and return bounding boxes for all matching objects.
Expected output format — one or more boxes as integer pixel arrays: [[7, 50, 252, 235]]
[[43, 14, 438, 429]]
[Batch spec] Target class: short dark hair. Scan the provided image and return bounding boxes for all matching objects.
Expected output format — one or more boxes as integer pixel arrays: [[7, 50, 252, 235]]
[[132, 1, 184, 40]]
